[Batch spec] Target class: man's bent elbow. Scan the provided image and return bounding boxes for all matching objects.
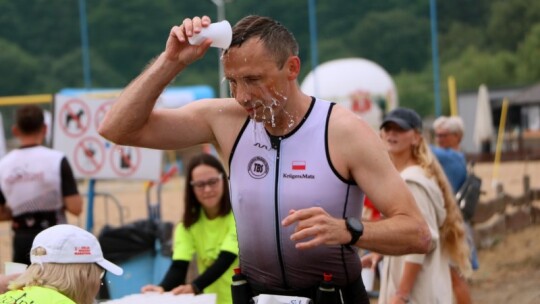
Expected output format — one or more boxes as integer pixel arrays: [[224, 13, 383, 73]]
[[98, 123, 117, 143], [98, 124, 129, 146]]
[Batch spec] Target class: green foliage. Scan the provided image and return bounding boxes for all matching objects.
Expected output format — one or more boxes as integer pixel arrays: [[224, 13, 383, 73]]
[[394, 71, 436, 117], [438, 23, 486, 61], [0, 0, 538, 119], [346, 9, 430, 74], [437, 0, 491, 32], [0, 39, 41, 95], [516, 24, 540, 82], [442, 46, 519, 91], [0, 1, 80, 58], [487, 0, 540, 51]]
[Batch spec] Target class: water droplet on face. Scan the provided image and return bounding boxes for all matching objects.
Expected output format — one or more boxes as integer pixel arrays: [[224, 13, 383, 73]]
[[231, 76, 299, 136]]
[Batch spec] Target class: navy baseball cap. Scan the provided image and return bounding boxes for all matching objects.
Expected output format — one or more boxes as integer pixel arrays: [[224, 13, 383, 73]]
[[380, 107, 423, 131]]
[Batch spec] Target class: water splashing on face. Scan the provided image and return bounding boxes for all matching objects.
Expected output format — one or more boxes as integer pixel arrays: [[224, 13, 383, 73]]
[[270, 88, 295, 129]]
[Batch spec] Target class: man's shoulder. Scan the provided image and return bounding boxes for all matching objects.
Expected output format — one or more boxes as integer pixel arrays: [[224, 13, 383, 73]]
[[36, 146, 66, 159], [328, 103, 363, 124], [431, 146, 465, 159]]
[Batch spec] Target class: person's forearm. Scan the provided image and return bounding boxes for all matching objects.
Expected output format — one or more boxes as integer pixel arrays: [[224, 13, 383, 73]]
[[98, 53, 185, 145], [160, 260, 189, 291], [393, 261, 422, 302], [192, 251, 237, 292], [357, 214, 432, 255]]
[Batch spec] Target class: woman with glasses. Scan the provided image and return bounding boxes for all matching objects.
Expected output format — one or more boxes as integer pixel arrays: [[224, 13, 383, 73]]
[[142, 153, 238, 304]]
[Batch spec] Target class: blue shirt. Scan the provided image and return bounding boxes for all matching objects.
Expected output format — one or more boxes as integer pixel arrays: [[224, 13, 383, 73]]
[[431, 146, 467, 193]]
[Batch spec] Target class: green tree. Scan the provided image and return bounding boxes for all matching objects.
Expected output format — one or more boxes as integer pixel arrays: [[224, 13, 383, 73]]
[[394, 70, 436, 117], [439, 22, 486, 61], [36, 49, 126, 92], [346, 10, 430, 74], [516, 23, 540, 82], [487, 0, 540, 51], [442, 46, 519, 91], [0, 0, 80, 58], [437, 0, 491, 32], [0, 39, 41, 95]]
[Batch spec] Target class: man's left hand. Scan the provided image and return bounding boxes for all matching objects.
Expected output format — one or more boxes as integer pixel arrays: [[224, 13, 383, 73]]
[[281, 207, 349, 250]]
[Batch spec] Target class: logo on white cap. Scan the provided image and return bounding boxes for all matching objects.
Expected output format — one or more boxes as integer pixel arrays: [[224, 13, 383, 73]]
[[30, 224, 123, 276]]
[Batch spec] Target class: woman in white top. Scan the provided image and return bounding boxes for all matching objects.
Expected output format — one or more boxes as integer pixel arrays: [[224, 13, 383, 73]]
[[362, 108, 471, 304]]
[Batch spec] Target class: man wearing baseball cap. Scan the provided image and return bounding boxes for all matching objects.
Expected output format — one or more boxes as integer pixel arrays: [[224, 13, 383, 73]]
[[0, 224, 123, 304]]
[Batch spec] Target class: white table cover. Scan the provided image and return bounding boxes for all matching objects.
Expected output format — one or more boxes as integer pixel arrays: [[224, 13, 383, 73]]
[[99, 292, 216, 304]]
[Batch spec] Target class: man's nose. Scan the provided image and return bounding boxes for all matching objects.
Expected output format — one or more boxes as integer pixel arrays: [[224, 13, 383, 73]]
[[234, 83, 252, 104]]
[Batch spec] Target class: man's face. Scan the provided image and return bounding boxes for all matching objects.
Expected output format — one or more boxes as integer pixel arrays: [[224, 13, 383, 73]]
[[222, 38, 291, 125], [435, 127, 461, 149]]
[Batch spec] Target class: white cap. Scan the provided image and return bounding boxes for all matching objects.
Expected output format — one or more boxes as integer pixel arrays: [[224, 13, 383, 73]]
[[30, 224, 123, 276]]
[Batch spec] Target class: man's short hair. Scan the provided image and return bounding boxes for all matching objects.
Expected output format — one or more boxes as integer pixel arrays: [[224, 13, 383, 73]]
[[15, 105, 45, 135], [433, 116, 464, 136], [228, 15, 299, 69]]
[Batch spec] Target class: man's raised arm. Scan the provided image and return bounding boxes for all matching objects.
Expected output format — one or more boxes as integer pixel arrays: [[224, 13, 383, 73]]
[[99, 17, 214, 148]]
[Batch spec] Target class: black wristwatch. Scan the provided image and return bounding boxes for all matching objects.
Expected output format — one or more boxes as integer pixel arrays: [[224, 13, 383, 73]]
[[345, 217, 364, 246]]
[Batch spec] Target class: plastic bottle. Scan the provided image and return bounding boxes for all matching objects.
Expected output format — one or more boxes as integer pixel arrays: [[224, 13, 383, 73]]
[[315, 273, 339, 304], [231, 267, 252, 304]]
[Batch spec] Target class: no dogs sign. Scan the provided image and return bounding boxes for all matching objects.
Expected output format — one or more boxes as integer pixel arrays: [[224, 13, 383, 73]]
[[53, 94, 162, 180]]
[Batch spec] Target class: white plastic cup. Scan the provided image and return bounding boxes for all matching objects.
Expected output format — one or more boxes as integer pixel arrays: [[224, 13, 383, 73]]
[[4, 262, 27, 275], [361, 268, 375, 292], [188, 20, 232, 49]]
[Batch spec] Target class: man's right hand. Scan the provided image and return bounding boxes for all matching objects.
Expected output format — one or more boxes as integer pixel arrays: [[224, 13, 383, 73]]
[[164, 15, 213, 66]]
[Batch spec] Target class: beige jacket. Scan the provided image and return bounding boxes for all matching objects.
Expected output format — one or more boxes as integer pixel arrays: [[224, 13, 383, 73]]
[[378, 165, 452, 304]]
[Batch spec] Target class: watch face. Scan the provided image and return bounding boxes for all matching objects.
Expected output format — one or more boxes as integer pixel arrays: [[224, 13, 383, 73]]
[[348, 218, 363, 231], [346, 217, 363, 245]]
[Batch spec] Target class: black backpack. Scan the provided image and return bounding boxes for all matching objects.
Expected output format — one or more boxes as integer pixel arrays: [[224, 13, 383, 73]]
[[456, 163, 482, 221]]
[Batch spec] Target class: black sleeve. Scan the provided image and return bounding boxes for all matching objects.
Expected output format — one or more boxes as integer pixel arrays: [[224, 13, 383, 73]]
[[60, 157, 79, 196], [159, 260, 189, 291], [191, 251, 238, 293]]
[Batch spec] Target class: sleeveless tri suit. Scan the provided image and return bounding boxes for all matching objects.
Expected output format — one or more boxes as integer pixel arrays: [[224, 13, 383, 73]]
[[229, 98, 365, 294]]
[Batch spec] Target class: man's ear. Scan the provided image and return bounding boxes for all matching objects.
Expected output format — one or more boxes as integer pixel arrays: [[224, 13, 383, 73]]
[[41, 124, 47, 136], [11, 125, 20, 137], [285, 56, 301, 81]]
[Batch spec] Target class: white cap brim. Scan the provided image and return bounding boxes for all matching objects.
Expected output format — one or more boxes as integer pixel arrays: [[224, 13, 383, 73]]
[[96, 258, 123, 276]]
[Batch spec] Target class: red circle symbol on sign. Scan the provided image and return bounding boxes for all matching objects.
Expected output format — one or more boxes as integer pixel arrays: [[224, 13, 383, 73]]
[[94, 100, 115, 131], [59, 99, 91, 138], [74, 137, 105, 175], [110, 145, 141, 177]]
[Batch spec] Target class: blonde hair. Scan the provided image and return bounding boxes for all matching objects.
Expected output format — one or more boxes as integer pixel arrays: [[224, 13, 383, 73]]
[[8, 247, 103, 304], [412, 135, 472, 276]]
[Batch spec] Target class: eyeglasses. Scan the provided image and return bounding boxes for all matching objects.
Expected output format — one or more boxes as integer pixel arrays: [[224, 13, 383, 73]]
[[190, 174, 223, 190], [435, 132, 452, 138]]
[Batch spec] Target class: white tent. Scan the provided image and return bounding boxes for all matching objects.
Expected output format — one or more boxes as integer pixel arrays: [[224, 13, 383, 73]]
[[300, 58, 398, 129], [473, 84, 495, 152]]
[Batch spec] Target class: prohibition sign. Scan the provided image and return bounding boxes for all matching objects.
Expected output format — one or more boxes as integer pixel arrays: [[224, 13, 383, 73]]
[[59, 99, 91, 138], [74, 137, 105, 175], [110, 145, 141, 177], [94, 100, 115, 131]]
